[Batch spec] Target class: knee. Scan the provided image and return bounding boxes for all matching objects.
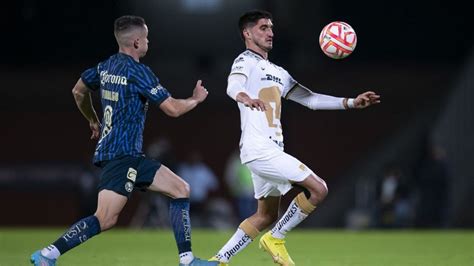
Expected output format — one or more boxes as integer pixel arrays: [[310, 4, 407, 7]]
[[309, 177, 329, 203], [317, 179, 328, 199]]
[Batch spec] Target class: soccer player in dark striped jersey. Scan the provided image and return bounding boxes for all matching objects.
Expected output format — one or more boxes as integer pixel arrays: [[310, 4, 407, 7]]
[[30, 15, 218, 266]]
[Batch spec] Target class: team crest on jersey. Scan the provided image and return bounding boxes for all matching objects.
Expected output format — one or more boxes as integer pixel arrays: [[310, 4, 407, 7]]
[[125, 181, 134, 193]]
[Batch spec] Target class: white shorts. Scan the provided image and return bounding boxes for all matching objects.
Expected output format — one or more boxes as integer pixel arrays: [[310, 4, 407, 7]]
[[246, 150, 316, 199]]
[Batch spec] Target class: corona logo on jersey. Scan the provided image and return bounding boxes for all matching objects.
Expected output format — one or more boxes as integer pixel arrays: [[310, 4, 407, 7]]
[[319, 21, 357, 59]]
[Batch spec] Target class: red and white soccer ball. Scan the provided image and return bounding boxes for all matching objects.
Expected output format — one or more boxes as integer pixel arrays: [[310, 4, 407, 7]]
[[319, 21, 357, 59]]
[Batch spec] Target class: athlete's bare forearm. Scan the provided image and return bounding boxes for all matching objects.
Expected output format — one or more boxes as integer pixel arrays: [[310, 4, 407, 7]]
[[159, 80, 208, 117], [165, 97, 200, 117]]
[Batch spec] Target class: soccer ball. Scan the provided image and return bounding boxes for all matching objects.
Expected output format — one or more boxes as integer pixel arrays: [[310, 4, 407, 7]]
[[319, 21, 357, 59]]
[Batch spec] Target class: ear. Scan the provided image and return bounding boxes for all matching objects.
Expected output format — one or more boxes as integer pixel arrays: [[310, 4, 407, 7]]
[[133, 39, 139, 49], [243, 29, 251, 39]]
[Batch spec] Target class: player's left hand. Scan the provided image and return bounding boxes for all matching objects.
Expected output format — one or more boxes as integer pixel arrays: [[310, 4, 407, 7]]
[[90, 121, 101, 140], [354, 91, 380, 109]]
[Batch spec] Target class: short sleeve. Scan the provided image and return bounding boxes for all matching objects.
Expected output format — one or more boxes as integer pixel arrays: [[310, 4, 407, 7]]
[[229, 55, 252, 78], [281, 69, 298, 98], [133, 66, 171, 105], [80, 66, 100, 91]]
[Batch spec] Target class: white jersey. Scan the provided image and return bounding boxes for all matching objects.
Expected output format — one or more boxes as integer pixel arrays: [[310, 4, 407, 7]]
[[229, 49, 298, 164]]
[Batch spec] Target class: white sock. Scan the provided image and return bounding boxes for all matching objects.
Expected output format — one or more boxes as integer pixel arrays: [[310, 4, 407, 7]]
[[271, 199, 308, 239], [41, 245, 60, 260], [179, 251, 194, 264], [216, 228, 253, 263]]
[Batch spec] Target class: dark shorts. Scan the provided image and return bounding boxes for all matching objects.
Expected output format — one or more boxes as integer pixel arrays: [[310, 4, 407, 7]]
[[97, 156, 161, 198]]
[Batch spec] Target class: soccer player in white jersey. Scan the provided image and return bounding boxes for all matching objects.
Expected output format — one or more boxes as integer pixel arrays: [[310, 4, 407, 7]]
[[210, 10, 380, 266]]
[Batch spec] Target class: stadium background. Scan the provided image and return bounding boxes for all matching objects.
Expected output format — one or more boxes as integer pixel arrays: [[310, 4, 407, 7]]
[[1, 0, 473, 232]]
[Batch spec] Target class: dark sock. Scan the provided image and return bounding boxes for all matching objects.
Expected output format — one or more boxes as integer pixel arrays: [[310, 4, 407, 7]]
[[52, 215, 101, 255], [169, 198, 192, 254]]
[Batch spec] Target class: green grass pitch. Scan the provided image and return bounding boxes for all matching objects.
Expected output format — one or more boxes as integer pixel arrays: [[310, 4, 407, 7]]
[[1, 229, 473, 265]]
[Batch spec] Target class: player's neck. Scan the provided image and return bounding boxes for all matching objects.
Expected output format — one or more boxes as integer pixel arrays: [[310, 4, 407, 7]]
[[118, 47, 140, 62]]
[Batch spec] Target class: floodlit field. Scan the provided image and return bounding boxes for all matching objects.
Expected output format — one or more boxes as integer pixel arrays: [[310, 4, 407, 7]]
[[1, 229, 472, 266]]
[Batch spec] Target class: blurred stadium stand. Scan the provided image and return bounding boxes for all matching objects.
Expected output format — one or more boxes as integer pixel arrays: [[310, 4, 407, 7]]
[[433, 51, 474, 227]]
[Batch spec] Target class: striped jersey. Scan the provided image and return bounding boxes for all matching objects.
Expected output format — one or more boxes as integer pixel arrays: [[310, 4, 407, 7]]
[[81, 53, 170, 165]]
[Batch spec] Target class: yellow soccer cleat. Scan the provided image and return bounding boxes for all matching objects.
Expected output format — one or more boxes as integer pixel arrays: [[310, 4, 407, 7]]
[[259, 232, 295, 266], [208, 256, 229, 266]]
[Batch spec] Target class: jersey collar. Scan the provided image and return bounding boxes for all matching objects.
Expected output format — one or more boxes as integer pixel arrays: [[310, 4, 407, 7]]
[[246, 49, 266, 60]]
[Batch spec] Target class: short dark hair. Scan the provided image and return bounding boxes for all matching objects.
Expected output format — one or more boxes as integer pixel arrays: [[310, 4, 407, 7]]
[[238, 10, 273, 41], [114, 15, 146, 35]]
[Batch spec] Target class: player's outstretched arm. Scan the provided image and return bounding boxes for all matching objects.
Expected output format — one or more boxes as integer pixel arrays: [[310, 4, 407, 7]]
[[286, 84, 347, 110], [72, 78, 101, 140], [286, 84, 380, 110], [159, 80, 208, 118], [351, 91, 381, 109]]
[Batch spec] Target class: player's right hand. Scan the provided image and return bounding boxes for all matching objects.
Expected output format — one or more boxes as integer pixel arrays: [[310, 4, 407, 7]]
[[192, 80, 208, 103], [90, 121, 101, 140], [243, 98, 267, 111], [236, 92, 266, 111]]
